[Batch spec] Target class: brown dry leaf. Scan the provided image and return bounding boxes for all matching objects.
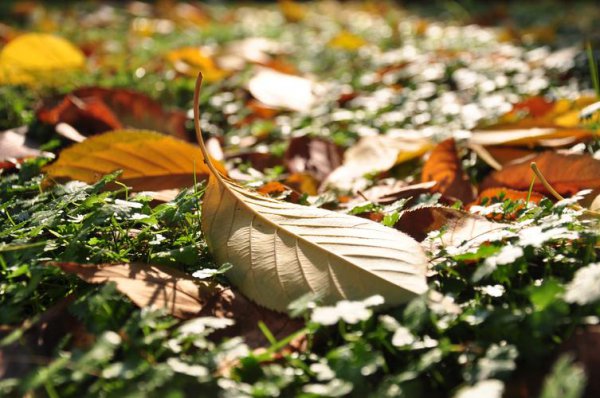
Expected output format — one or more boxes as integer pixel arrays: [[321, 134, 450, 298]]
[[0, 33, 85, 85], [480, 151, 600, 196], [44, 129, 225, 191], [284, 135, 344, 183], [372, 181, 438, 205], [474, 145, 536, 168], [0, 296, 93, 380], [560, 326, 600, 397], [49, 262, 302, 348], [194, 75, 428, 313], [324, 134, 432, 191], [395, 206, 509, 252], [421, 138, 476, 203], [38, 87, 189, 141], [248, 68, 316, 113]]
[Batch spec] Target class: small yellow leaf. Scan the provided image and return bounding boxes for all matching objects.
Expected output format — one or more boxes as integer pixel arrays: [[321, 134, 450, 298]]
[[0, 33, 85, 85], [328, 31, 366, 51], [44, 130, 225, 191], [165, 47, 229, 82]]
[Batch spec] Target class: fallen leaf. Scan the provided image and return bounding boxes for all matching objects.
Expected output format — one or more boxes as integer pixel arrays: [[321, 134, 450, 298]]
[[421, 138, 476, 203], [284, 135, 344, 183], [44, 129, 225, 191], [323, 134, 432, 191], [49, 262, 302, 348], [0, 126, 46, 169], [560, 326, 600, 397], [328, 31, 366, 51], [38, 87, 189, 140], [475, 188, 545, 205], [372, 181, 438, 205], [285, 172, 319, 196], [257, 180, 303, 203], [248, 68, 316, 113], [480, 151, 600, 196], [0, 33, 85, 85], [0, 296, 93, 380], [166, 47, 229, 82], [471, 145, 535, 168], [469, 127, 592, 147], [279, 0, 306, 22], [471, 96, 597, 147], [193, 76, 428, 312], [395, 206, 509, 252], [218, 37, 283, 71]]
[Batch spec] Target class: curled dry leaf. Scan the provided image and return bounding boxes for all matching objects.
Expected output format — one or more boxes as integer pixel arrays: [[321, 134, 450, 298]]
[[0, 33, 85, 85], [284, 135, 344, 183], [324, 134, 432, 191], [194, 75, 428, 312], [38, 87, 189, 141], [44, 129, 225, 191], [481, 151, 600, 196], [421, 138, 476, 203], [49, 262, 302, 348], [248, 68, 316, 113]]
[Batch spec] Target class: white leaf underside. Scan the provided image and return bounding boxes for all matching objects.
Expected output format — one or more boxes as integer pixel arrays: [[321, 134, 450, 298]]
[[202, 175, 428, 312]]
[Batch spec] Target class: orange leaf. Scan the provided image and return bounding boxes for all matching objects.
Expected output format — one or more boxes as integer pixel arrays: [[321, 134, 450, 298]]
[[481, 151, 600, 196], [44, 130, 226, 191], [421, 138, 475, 203]]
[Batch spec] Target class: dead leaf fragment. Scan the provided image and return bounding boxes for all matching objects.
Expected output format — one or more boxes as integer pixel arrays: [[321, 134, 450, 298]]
[[421, 138, 475, 203], [50, 262, 301, 348], [248, 68, 316, 113], [0, 33, 85, 85], [166, 47, 229, 82], [324, 134, 432, 191], [395, 206, 509, 253], [44, 129, 225, 191], [481, 151, 600, 197], [0, 126, 46, 168], [38, 87, 189, 140], [284, 135, 343, 183]]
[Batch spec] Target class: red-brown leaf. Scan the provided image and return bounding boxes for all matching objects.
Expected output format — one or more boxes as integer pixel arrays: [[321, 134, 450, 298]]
[[421, 138, 476, 203], [480, 151, 600, 196]]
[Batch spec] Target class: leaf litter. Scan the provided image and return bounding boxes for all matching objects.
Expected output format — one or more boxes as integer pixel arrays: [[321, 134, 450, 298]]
[[1, 1, 600, 397]]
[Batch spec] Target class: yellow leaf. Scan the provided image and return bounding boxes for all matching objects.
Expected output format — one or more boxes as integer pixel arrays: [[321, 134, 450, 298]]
[[328, 31, 367, 51], [165, 47, 229, 82], [193, 76, 428, 312], [44, 130, 225, 191], [0, 33, 85, 85]]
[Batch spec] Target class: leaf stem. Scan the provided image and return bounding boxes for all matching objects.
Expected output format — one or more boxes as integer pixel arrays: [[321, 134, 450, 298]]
[[530, 162, 565, 202], [193, 72, 221, 178], [530, 162, 600, 217]]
